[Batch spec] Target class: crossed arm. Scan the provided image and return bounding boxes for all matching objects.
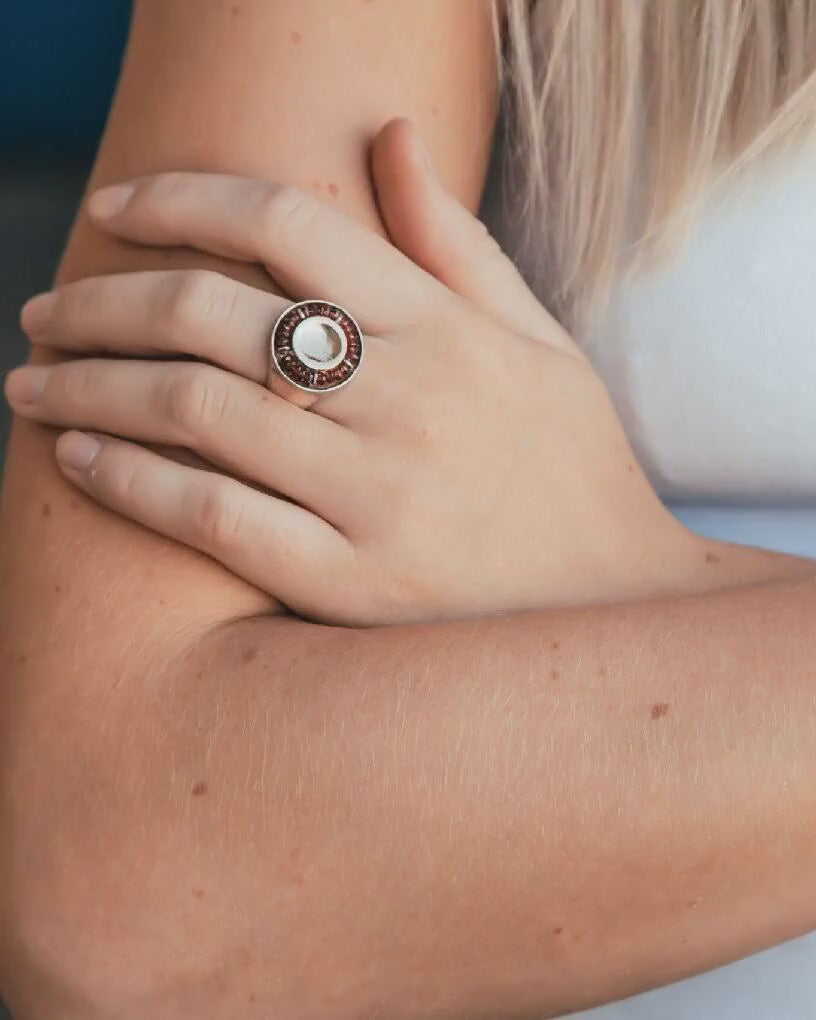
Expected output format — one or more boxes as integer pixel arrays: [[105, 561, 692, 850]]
[[1, 2, 815, 1018]]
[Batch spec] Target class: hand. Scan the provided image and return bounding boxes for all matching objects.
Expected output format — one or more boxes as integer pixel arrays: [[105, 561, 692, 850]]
[[7, 120, 695, 626]]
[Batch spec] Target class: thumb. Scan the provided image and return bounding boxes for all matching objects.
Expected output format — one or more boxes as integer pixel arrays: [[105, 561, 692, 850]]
[[371, 118, 569, 348]]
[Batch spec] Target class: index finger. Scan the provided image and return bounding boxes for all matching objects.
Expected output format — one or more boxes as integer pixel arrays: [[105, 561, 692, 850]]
[[88, 174, 440, 334]]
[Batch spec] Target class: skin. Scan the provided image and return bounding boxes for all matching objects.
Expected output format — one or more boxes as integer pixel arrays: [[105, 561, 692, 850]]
[[1, 2, 815, 1018], [5, 160, 741, 624]]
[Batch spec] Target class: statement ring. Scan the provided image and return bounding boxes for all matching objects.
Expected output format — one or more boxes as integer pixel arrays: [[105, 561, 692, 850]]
[[270, 300, 364, 394]]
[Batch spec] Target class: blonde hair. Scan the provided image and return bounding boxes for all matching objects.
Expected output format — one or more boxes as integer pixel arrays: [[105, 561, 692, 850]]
[[500, 0, 816, 331]]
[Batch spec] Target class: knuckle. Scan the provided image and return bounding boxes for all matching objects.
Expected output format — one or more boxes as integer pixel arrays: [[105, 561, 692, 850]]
[[144, 171, 188, 208], [163, 365, 229, 436], [448, 221, 504, 283], [205, 274, 243, 330], [192, 481, 245, 549], [60, 361, 97, 407], [53, 281, 93, 330], [259, 185, 322, 240], [160, 270, 220, 336], [133, 172, 189, 233], [101, 451, 140, 504]]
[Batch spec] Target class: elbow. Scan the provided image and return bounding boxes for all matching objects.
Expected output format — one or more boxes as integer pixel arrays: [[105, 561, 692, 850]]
[[0, 647, 199, 1018]]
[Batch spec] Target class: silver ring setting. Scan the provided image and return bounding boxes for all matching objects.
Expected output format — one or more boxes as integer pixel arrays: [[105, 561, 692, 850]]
[[270, 300, 364, 393]]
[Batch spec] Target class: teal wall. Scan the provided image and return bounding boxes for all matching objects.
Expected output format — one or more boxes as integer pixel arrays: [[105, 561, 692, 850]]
[[0, 1, 130, 156]]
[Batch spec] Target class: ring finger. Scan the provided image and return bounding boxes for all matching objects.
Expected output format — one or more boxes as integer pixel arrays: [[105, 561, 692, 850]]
[[4, 357, 365, 525], [20, 269, 393, 421]]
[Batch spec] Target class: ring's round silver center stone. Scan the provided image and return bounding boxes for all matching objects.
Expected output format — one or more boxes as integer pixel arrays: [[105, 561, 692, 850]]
[[292, 316, 347, 370]]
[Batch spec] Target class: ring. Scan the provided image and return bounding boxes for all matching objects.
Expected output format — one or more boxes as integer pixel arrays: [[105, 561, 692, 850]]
[[270, 300, 364, 393]]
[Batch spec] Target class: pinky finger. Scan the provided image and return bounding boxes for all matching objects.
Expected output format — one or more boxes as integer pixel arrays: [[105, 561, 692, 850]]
[[55, 431, 355, 622]]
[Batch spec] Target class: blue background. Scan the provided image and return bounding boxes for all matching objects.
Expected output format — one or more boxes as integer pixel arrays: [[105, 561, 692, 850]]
[[0, 1, 130, 154], [0, 1, 130, 471]]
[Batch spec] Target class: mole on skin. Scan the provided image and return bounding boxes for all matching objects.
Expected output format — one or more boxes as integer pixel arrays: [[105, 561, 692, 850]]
[[290, 30, 302, 45], [705, 551, 721, 565], [192, 887, 206, 899], [41, 502, 51, 518], [328, 182, 339, 197], [650, 702, 670, 720], [192, 781, 209, 797], [551, 640, 561, 651], [242, 645, 259, 664]]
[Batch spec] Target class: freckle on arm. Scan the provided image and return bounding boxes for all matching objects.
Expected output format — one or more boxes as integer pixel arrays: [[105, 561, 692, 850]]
[[191, 781, 209, 797], [650, 702, 670, 720]]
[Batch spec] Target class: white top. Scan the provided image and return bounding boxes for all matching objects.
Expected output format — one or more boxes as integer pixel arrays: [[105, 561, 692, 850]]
[[583, 137, 816, 504], [486, 133, 816, 507]]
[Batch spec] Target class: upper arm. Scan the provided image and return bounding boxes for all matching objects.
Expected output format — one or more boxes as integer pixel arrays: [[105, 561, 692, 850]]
[[0, 0, 498, 682]]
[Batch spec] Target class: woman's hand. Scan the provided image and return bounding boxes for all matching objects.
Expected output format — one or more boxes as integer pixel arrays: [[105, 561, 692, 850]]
[[6, 121, 696, 626]]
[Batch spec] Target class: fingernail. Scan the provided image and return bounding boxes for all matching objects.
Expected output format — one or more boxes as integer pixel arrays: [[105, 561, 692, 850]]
[[88, 183, 135, 220], [4, 366, 47, 406], [20, 291, 56, 334], [56, 431, 102, 472]]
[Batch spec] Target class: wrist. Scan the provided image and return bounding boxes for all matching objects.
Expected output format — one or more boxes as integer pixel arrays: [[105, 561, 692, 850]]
[[644, 516, 815, 599], [685, 534, 815, 591]]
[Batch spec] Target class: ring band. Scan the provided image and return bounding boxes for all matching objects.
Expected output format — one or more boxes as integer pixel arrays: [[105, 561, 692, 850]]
[[270, 300, 364, 393]]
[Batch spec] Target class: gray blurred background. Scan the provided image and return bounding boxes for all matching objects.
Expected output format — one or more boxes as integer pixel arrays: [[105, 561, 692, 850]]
[[0, 163, 87, 454]]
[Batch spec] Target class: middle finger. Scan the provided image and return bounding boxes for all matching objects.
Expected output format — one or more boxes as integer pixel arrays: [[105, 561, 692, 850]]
[[21, 269, 394, 423]]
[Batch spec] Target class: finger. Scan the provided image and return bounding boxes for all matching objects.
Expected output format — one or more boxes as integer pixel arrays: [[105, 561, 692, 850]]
[[19, 270, 392, 420], [20, 270, 288, 385], [371, 119, 574, 351], [54, 431, 357, 623], [87, 174, 440, 334], [5, 359, 363, 524]]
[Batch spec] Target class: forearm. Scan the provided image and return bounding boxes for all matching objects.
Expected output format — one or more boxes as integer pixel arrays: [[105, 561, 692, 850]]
[[6, 577, 815, 1019], [188, 579, 816, 1017]]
